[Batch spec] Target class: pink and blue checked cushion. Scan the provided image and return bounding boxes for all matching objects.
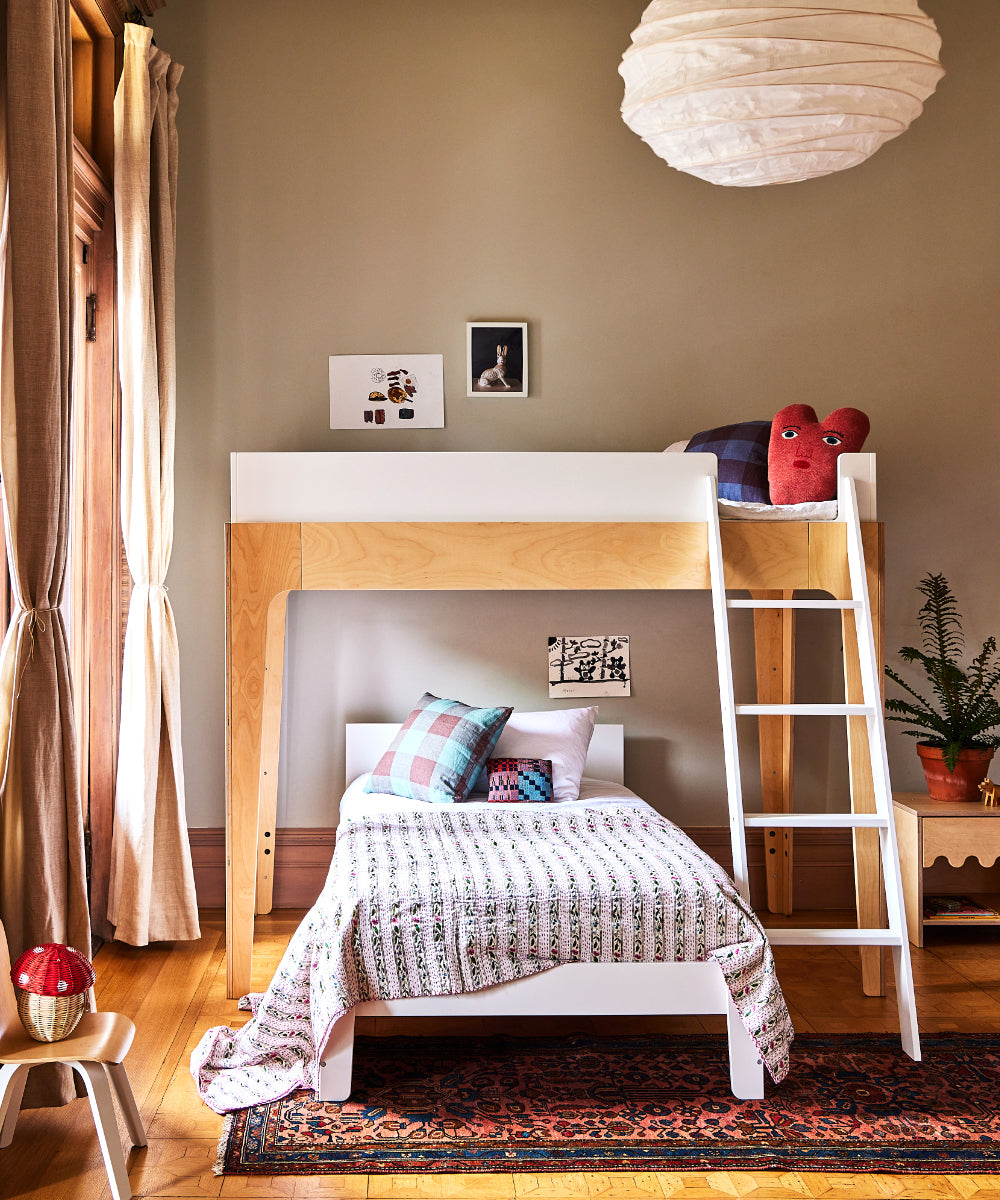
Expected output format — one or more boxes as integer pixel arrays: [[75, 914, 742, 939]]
[[484, 758, 554, 803], [364, 693, 513, 804]]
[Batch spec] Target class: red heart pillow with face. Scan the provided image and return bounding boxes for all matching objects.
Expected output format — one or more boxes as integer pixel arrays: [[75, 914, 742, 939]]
[[768, 405, 870, 505]]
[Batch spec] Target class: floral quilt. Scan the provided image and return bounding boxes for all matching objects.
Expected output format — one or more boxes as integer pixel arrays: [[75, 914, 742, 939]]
[[191, 802, 792, 1113]]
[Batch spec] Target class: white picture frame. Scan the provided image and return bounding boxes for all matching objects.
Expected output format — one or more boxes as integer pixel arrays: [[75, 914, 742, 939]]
[[329, 353, 444, 429], [467, 322, 528, 398]]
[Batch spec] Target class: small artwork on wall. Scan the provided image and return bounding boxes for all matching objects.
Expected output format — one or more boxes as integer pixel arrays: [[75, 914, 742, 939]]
[[548, 635, 631, 698], [467, 322, 528, 398], [329, 353, 445, 429]]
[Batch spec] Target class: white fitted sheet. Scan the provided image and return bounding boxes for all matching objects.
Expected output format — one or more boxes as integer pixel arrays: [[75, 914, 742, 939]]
[[338, 774, 647, 827]]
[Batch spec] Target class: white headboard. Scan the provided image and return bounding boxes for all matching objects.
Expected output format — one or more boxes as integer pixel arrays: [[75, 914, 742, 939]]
[[346, 722, 624, 788]]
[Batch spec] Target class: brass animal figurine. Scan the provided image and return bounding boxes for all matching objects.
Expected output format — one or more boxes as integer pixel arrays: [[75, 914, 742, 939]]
[[979, 777, 1000, 806]]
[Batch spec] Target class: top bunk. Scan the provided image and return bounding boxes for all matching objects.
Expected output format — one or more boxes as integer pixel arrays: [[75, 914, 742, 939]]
[[230, 451, 876, 525], [223, 450, 883, 998]]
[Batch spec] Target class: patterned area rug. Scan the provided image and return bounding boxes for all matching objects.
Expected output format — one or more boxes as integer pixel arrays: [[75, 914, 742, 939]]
[[216, 1032, 1000, 1175]]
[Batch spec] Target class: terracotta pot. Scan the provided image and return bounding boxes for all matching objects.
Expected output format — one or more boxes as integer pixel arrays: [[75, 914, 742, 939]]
[[916, 743, 995, 803]]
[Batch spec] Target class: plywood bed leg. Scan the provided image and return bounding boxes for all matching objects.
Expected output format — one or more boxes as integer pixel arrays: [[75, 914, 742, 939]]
[[725, 999, 764, 1100], [226, 522, 303, 1000], [316, 1011, 356, 1102], [256, 590, 291, 916]]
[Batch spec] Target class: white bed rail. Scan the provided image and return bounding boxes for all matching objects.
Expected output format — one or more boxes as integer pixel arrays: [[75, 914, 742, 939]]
[[231, 450, 875, 524]]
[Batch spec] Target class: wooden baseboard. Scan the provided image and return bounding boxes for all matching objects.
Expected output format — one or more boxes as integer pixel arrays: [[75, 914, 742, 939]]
[[189, 826, 856, 912]]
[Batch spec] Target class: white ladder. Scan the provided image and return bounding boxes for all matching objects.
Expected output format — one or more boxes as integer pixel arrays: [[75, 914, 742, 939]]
[[705, 474, 920, 1062]]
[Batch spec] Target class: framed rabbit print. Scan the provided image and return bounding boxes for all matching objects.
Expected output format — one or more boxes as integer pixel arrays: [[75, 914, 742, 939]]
[[467, 322, 528, 398]]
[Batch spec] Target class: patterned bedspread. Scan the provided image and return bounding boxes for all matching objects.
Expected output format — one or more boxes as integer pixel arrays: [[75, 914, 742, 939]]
[[191, 801, 793, 1113]]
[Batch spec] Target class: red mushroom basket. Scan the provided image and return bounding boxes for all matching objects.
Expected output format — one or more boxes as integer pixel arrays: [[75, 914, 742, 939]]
[[10, 943, 96, 1042]]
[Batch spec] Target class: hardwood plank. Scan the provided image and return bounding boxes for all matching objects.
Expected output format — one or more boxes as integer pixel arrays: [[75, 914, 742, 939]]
[[371, 1175, 516, 1198], [514, 1174, 664, 1198], [145, 936, 227, 1138], [127, 1138, 223, 1196], [0, 1099, 121, 1200]]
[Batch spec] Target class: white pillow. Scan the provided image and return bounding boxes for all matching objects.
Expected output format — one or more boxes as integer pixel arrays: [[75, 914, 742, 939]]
[[473, 707, 598, 803]]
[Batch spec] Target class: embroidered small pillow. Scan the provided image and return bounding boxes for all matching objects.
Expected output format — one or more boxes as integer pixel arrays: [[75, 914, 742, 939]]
[[364, 693, 512, 804], [485, 758, 554, 803]]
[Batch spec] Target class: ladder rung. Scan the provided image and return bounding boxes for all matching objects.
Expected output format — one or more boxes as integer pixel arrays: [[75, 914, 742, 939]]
[[734, 703, 874, 717], [764, 928, 904, 947], [727, 599, 862, 610], [743, 813, 888, 829]]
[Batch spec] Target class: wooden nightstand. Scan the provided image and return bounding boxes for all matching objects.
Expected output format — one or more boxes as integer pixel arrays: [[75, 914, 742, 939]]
[[893, 793, 1000, 946]]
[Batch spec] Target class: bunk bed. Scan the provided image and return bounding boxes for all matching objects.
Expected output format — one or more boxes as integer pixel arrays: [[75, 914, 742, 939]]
[[220, 450, 911, 1107]]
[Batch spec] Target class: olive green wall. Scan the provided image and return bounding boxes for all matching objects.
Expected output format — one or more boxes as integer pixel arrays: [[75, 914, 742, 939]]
[[153, 1, 1000, 828]]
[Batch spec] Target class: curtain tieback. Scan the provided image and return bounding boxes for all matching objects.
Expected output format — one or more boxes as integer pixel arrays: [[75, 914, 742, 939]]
[[14, 607, 59, 697]]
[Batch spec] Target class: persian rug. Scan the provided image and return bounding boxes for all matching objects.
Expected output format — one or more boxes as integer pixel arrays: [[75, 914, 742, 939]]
[[216, 1032, 1000, 1175]]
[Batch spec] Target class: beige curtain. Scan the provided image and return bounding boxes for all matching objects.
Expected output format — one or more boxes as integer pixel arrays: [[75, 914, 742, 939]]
[[0, 0, 91, 1106], [109, 23, 199, 945]]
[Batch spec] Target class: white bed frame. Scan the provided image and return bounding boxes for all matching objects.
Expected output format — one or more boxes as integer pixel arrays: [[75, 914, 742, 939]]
[[316, 722, 766, 1102]]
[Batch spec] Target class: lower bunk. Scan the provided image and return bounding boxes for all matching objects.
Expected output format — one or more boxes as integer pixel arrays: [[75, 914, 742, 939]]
[[192, 722, 792, 1114]]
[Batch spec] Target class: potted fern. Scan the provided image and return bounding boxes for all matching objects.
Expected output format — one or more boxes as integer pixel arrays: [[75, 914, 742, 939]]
[[885, 573, 1000, 802]]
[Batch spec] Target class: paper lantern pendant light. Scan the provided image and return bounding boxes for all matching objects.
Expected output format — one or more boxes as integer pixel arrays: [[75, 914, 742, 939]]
[[619, 1, 944, 186]]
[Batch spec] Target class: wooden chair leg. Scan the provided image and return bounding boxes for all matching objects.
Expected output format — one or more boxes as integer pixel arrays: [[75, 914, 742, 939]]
[[106, 1061, 147, 1147], [0, 1063, 29, 1148], [73, 1061, 133, 1200]]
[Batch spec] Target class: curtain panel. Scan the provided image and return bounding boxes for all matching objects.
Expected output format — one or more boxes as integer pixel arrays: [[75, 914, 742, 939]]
[[109, 22, 198, 945], [0, 0, 91, 1106]]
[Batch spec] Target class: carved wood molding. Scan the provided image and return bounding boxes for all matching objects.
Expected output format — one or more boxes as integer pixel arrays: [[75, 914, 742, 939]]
[[107, 0, 166, 17], [73, 137, 111, 243]]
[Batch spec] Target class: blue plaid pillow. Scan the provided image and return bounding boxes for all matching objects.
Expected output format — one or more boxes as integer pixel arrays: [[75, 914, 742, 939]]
[[684, 420, 772, 503], [364, 693, 512, 804]]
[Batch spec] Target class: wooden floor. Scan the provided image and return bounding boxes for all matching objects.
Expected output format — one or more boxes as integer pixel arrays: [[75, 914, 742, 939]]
[[3, 909, 1000, 1200]]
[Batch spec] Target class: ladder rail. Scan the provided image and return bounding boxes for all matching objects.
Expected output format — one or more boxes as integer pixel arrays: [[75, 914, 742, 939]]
[[841, 477, 921, 1061], [704, 474, 751, 903]]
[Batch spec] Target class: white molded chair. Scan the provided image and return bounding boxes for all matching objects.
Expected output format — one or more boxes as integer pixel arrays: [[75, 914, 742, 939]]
[[0, 922, 146, 1200]]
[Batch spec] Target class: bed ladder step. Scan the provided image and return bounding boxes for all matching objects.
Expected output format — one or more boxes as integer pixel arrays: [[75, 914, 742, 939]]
[[764, 928, 905, 947], [743, 813, 888, 829], [704, 469, 921, 1064], [728, 599, 862, 610], [735, 703, 875, 717]]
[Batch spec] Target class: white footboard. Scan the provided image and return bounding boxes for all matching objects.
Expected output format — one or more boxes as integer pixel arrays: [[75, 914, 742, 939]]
[[316, 961, 764, 1102]]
